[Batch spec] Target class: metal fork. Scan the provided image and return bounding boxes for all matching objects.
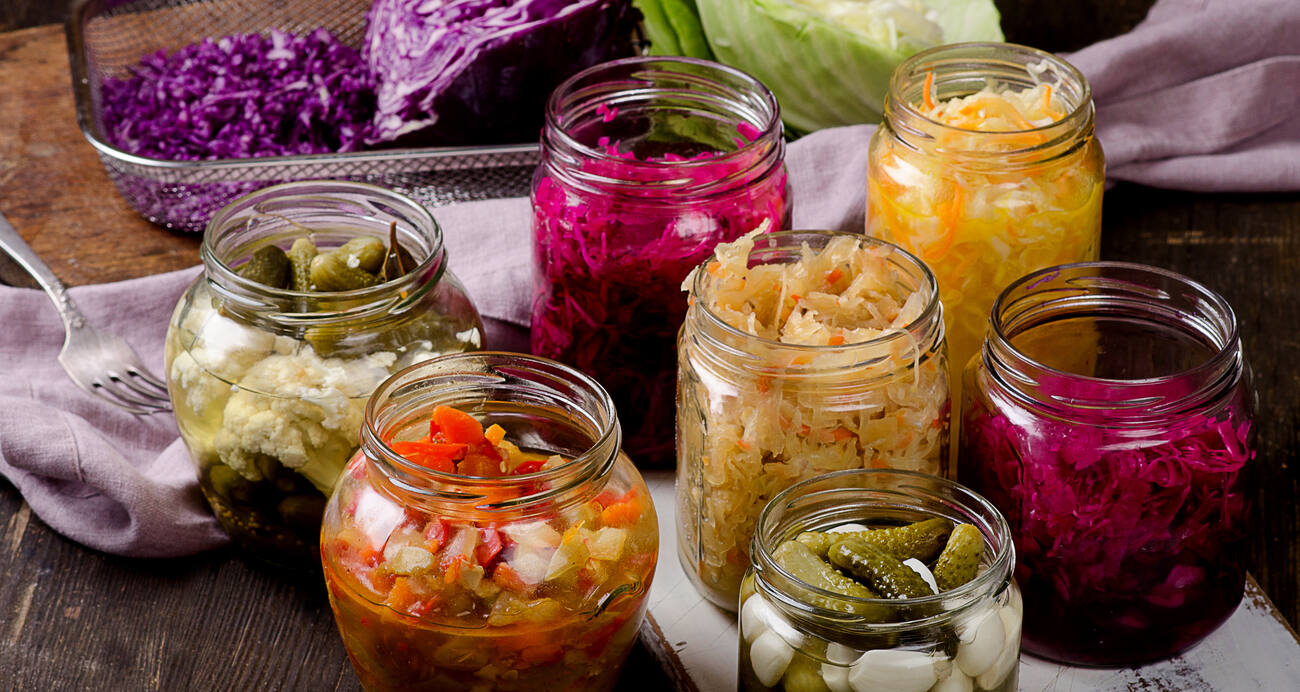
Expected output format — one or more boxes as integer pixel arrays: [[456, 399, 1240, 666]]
[[0, 212, 172, 415]]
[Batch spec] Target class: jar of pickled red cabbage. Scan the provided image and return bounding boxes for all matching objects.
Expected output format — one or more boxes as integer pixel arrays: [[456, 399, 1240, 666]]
[[532, 56, 789, 467], [739, 470, 1021, 692], [677, 230, 950, 610], [320, 352, 658, 691], [867, 42, 1104, 411], [960, 262, 1254, 666], [165, 181, 483, 566]]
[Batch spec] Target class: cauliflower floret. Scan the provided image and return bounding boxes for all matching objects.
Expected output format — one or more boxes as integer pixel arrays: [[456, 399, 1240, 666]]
[[212, 349, 399, 492]]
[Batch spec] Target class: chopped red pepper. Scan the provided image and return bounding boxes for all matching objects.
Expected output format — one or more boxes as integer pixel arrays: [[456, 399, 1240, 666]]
[[476, 528, 504, 566], [390, 440, 466, 473], [511, 460, 545, 475]]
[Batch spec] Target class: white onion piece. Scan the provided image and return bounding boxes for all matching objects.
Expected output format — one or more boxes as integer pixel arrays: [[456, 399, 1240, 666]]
[[750, 629, 795, 687], [847, 649, 937, 692], [955, 604, 1005, 677]]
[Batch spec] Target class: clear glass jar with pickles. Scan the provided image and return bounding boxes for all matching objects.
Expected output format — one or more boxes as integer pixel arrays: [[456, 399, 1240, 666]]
[[739, 470, 1021, 692], [866, 42, 1104, 405], [677, 230, 950, 610], [320, 353, 658, 691], [164, 181, 483, 566]]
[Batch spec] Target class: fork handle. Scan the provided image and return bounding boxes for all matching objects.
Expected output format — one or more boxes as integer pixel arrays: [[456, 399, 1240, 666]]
[[0, 212, 88, 331]]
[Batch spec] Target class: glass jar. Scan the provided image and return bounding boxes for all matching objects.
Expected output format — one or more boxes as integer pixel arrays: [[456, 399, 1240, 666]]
[[532, 55, 789, 467], [739, 470, 1021, 692], [164, 181, 483, 566], [677, 230, 950, 610], [867, 42, 1104, 410], [960, 262, 1254, 666], [321, 352, 658, 691]]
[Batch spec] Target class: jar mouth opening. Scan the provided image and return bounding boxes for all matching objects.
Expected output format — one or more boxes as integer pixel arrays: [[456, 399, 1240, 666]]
[[888, 41, 1093, 153], [689, 230, 943, 366], [543, 56, 783, 184], [201, 180, 447, 317], [361, 352, 621, 513], [987, 262, 1240, 407], [753, 469, 1015, 624]]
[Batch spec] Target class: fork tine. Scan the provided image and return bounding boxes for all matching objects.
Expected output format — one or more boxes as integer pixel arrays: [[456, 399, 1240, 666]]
[[83, 383, 157, 416], [117, 369, 173, 405], [127, 365, 170, 396], [96, 373, 171, 414]]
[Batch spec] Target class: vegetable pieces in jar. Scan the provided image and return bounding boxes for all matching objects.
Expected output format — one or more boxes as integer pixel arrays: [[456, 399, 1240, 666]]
[[740, 520, 1022, 692], [676, 230, 949, 609], [321, 404, 658, 691]]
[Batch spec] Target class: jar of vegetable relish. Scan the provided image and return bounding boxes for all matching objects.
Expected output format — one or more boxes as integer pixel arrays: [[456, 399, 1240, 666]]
[[739, 470, 1021, 692], [321, 352, 657, 691], [164, 181, 483, 566], [867, 42, 1104, 413], [532, 56, 789, 468], [677, 231, 949, 611], [960, 262, 1254, 666]]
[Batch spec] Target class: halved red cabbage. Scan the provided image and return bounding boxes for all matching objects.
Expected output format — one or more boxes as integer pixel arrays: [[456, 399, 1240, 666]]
[[364, 0, 637, 146]]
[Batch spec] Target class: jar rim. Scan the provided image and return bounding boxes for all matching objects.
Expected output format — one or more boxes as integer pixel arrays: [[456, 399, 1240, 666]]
[[986, 261, 1241, 410], [752, 469, 1015, 623], [360, 351, 622, 513], [688, 230, 943, 363], [542, 55, 783, 177], [201, 179, 447, 311], [886, 41, 1094, 154]]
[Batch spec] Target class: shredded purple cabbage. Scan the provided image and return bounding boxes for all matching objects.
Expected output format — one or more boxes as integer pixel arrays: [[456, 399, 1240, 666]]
[[364, 0, 636, 146], [531, 131, 788, 465], [101, 28, 376, 160], [962, 400, 1252, 663]]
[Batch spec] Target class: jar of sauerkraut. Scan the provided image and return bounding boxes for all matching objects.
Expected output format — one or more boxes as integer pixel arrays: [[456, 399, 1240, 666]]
[[961, 262, 1254, 665], [740, 470, 1021, 692], [321, 352, 657, 691], [867, 42, 1103, 411], [532, 56, 789, 468], [164, 182, 483, 566], [677, 230, 949, 610]]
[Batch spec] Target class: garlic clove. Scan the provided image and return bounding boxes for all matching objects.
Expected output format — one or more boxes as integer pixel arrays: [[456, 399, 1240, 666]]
[[955, 603, 1005, 677], [847, 649, 938, 692], [750, 629, 795, 688]]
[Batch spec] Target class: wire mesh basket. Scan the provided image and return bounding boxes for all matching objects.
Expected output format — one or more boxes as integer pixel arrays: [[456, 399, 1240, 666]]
[[67, 0, 539, 232]]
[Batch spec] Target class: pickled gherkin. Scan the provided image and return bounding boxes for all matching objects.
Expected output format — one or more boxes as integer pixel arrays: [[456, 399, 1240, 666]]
[[239, 245, 290, 288], [796, 517, 953, 562], [934, 523, 985, 590], [827, 538, 934, 599], [288, 238, 317, 291], [336, 236, 386, 274], [772, 541, 884, 618], [309, 251, 382, 291]]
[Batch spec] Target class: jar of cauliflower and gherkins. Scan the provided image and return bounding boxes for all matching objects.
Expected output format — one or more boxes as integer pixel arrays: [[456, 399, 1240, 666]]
[[739, 470, 1021, 692], [164, 181, 483, 566]]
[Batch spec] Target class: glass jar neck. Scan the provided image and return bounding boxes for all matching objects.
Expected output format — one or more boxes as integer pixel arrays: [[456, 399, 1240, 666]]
[[684, 231, 945, 384], [882, 42, 1094, 168], [983, 261, 1244, 425], [540, 56, 784, 200], [358, 352, 622, 520], [752, 470, 1014, 630], [200, 181, 447, 333]]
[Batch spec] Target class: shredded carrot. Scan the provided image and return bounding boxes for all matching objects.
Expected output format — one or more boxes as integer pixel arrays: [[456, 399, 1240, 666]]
[[831, 427, 856, 442], [923, 70, 935, 110], [706, 260, 722, 277], [828, 333, 845, 346], [737, 439, 752, 451], [825, 268, 844, 285]]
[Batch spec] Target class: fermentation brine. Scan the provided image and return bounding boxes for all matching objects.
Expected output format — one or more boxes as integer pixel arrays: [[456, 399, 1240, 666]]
[[867, 42, 1103, 406], [531, 56, 788, 467], [164, 182, 482, 566], [321, 353, 657, 691], [677, 230, 949, 609], [961, 262, 1254, 666]]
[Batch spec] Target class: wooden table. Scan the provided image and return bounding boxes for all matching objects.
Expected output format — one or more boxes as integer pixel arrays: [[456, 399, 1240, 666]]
[[3, 15, 1300, 691]]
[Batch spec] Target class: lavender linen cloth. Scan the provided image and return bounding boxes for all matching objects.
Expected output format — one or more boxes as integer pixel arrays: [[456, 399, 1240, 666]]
[[2, 0, 1296, 557]]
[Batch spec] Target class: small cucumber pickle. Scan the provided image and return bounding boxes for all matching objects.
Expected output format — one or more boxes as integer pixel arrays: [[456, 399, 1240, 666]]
[[165, 182, 484, 567], [740, 470, 1021, 692]]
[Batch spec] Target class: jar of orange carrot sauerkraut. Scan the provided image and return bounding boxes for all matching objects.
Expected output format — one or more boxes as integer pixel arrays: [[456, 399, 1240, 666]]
[[321, 353, 657, 691], [677, 230, 950, 610], [867, 42, 1103, 410]]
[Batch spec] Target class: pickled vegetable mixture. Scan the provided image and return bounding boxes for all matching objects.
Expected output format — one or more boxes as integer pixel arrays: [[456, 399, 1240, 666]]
[[867, 82, 1102, 391], [740, 520, 1021, 692], [322, 406, 657, 691], [166, 234, 478, 564], [678, 232, 948, 606], [532, 126, 788, 466]]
